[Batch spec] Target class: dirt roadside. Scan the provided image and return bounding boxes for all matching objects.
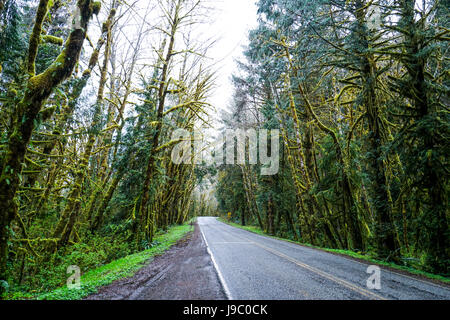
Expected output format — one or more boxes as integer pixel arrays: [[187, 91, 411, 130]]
[[85, 223, 227, 300]]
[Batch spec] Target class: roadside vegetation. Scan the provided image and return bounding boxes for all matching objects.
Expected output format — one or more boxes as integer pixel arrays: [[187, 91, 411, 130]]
[[7, 222, 193, 300]]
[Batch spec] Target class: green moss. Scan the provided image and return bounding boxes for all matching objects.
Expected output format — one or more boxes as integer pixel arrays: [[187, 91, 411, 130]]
[[28, 49, 67, 95], [27, 0, 51, 75], [101, 22, 109, 33], [39, 106, 57, 121], [91, 1, 101, 15], [82, 69, 91, 77], [41, 35, 64, 46], [28, 73, 51, 94], [88, 49, 99, 67]]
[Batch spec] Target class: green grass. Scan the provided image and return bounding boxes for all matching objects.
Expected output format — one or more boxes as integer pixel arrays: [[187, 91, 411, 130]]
[[219, 218, 450, 285], [13, 223, 194, 300]]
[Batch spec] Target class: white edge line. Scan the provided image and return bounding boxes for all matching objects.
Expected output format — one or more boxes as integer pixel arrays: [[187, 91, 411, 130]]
[[199, 223, 233, 300]]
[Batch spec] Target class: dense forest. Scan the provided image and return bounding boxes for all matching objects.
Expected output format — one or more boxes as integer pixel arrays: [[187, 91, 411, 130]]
[[0, 0, 448, 299], [216, 0, 449, 276], [0, 0, 214, 297]]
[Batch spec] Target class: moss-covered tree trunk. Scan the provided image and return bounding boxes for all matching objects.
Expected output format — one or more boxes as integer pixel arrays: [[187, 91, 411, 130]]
[[90, 170, 124, 231], [267, 193, 275, 235], [24, 6, 117, 193], [301, 85, 363, 250], [241, 165, 264, 230], [0, 0, 6, 16], [0, 0, 97, 294], [49, 2, 113, 251], [281, 43, 339, 247], [396, 0, 449, 274], [353, 0, 400, 261], [138, 9, 178, 245]]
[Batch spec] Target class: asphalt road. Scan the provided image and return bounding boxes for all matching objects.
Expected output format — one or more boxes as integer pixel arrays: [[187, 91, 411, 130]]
[[198, 217, 450, 300]]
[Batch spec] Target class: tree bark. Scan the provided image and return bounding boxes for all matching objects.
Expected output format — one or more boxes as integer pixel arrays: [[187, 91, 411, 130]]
[[354, 0, 400, 261]]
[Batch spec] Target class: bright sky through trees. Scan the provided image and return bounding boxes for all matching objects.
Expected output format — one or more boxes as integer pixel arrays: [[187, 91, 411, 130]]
[[202, 0, 258, 116]]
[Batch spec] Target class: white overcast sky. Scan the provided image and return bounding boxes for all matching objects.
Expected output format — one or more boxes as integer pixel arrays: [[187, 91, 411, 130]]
[[83, 0, 258, 127], [202, 0, 258, 117]]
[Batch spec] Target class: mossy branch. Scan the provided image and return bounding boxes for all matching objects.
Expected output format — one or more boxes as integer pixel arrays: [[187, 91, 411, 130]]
[[27, 0, 50, 75], [40, 35, 64, 46], [298, 84, 339, 146]]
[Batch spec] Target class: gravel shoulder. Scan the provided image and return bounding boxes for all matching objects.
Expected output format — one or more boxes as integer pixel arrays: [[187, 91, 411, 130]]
[[86, 222, 227, 300]]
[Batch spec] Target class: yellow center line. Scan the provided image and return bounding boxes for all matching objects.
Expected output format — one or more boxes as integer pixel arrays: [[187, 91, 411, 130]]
[[212, 242, 253, 244], [248, 239, 388, 300], [211, 222, 387, 300]]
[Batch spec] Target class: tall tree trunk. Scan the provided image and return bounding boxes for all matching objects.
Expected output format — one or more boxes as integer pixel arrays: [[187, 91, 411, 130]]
[[267, 194, 274, 235], [24, 5, 117, 192], [397, 0, 449, 273], [50, 4, 112, 250], [240, 165, 264, 230], [138, 8, 178, 245], [354, 0, 400, 261], [0, 0, 6, 16]]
